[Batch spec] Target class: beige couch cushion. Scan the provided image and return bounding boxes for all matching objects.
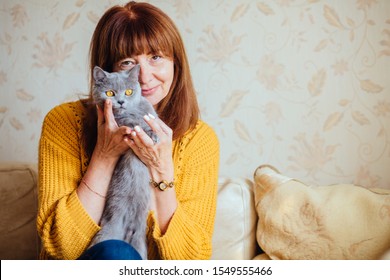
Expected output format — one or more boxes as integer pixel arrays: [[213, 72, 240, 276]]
[[253, 165, 390, 260], [0, 162, 40, 259], [211, 177, 258, 259]]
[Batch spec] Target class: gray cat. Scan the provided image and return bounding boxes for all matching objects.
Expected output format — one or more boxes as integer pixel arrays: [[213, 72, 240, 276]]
[[88, 65, 157, 260]]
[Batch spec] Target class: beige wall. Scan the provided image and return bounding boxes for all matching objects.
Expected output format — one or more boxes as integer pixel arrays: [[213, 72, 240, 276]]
[[1, 0, 389, 189]]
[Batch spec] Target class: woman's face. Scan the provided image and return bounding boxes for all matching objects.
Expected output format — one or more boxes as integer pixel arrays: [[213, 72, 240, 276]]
[[113, 53, 174, 107]]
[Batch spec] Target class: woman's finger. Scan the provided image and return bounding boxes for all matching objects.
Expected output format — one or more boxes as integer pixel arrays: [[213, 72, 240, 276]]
[[143, 114, 172, 138], [154, 117, 173, 137], [132, 126, 155, 147], [103, 99, 117, 128], [126, 131, 147, 157], [119, 126, 132, 137], [143, 114, 161, 134], [96, 104, 104, 126]]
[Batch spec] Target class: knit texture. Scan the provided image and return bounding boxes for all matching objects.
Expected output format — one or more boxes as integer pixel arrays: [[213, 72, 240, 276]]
[[37, 101, 219, 260]]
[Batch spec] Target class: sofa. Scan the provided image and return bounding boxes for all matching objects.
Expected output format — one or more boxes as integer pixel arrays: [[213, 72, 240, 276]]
[[1, 162, 390, 260]]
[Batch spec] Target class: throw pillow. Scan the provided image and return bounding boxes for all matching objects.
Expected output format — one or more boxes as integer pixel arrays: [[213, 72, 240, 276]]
[[253, 165, 390, 259]]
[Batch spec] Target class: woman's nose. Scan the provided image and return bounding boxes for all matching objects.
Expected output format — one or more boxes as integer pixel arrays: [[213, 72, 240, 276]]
[[138, 64, 152, 84]]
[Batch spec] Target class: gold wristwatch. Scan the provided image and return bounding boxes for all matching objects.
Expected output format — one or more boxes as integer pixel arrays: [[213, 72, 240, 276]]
[[150, 179, 175, 191]]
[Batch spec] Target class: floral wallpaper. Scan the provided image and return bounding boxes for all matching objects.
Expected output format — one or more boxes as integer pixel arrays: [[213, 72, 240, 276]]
[[0, 0, 389, 189]]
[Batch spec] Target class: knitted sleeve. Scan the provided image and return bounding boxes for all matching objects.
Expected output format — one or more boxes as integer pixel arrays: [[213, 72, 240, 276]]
[[146, 121, 220, 259], [36, 101, 100, 260]]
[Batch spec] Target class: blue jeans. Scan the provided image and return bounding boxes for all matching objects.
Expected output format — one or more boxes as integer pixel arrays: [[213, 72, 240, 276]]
[[78, 240, 142, 260]]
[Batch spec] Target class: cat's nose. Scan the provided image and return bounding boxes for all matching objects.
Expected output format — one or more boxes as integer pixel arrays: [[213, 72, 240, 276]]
[[118, 100, 125, 105]]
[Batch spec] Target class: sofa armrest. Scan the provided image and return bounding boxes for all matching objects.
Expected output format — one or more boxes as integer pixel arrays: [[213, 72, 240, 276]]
[[0, 162, 40, 259], [211, 177, 259, 260]]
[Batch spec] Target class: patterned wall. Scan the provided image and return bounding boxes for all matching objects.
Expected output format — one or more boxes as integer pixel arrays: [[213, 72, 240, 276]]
[[1, 0, 389, 189]]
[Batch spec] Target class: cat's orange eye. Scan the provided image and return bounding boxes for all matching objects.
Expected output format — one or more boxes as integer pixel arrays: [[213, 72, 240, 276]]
[[125, 89, 133, 96], [105, 90, 115, 97]]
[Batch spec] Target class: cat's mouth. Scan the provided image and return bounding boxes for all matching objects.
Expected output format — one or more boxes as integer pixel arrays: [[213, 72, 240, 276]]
[[112, 105, 126, 113]]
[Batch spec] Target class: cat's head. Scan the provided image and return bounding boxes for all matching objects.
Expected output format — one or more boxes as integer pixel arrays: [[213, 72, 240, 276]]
[[92, 65, 142, 115]]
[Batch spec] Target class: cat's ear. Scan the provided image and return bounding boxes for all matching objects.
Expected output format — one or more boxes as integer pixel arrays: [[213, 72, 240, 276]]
[[93, 66, 108, 83], [127, 65, 140, 81]]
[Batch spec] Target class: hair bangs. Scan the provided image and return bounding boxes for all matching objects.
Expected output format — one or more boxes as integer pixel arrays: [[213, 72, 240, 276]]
[[113, 19, 173, 64]]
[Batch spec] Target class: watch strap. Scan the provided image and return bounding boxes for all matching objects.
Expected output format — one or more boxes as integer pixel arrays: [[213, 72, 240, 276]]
[[150, 179, 175, 191]]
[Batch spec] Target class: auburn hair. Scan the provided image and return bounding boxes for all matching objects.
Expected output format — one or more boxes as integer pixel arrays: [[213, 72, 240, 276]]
[[82, 1, 199, 158]]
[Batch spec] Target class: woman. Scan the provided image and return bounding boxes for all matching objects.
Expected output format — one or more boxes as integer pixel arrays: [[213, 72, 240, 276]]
[[37, 1, 219, 260]]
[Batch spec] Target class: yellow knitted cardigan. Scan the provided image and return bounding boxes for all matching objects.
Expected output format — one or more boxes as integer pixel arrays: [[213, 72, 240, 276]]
[[37, 101, 219, 260]]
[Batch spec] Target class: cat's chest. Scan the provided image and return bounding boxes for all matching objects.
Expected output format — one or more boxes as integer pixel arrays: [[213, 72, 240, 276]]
[[115, 113, 143, 127]]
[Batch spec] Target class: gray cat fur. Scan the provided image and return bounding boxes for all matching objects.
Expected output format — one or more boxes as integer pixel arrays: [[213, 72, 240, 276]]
[[88, 65, 158, 260]]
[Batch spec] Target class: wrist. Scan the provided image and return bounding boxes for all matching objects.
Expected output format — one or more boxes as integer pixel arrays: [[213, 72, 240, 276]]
[[87, 151, 118, 184], [150, 179, 175, 191], [91, 149, 119, 168], [149, 164, 175, 193], [149, 157, 174, 180]]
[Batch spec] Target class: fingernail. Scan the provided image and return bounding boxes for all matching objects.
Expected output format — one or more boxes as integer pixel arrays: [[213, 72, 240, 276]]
[[148, 113, 156, 119], [106, 99, 111, 105], [131, 131, 137, 137], [144, 115, 151, 121], [134, 126, 141, 132]]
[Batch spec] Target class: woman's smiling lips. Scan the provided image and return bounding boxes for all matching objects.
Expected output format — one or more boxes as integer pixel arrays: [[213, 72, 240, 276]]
[[141, 85, 158, 96]]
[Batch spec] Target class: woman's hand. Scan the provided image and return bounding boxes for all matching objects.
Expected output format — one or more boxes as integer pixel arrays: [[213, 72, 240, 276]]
[[126, 114, 174, 183], [93, 99, 132, 162]]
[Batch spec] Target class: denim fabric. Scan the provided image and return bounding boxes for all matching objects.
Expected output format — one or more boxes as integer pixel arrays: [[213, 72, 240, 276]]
[[78, 240, 142, 260]]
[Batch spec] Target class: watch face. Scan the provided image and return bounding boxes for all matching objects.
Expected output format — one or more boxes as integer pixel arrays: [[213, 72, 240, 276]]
[[159, 182, 168, 191]]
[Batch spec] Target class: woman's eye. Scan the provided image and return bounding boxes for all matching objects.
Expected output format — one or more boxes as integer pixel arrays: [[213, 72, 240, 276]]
[[125, 89, 133, 96], [151, 55, 162, 61], [119, 60, 135, 70], [105, 90, 115, 97], [121, 61, 132, 66]]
